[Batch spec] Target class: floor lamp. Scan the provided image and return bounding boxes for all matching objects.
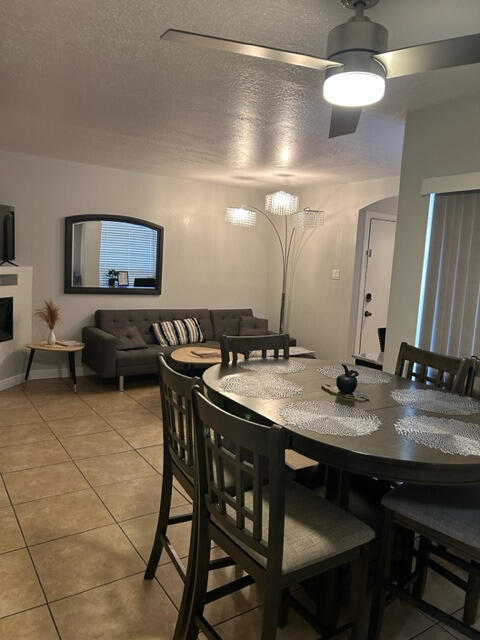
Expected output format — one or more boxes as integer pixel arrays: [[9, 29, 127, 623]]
[[225, 191, 324, 333]]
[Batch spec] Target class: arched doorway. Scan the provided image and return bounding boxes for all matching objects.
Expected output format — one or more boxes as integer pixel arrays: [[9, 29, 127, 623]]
[[352, 196, 398, 364]]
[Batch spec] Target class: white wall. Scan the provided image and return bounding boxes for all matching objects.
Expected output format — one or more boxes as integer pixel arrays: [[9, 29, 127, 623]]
[[384, 92, 480, 373], [0, 151, 271, 376], [266, 176, 399, 361]]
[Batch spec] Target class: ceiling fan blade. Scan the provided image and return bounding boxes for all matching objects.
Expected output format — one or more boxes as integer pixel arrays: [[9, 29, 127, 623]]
[[161, 29, 342, 72], [329, 106, 362, 138], [374, 32, 480, 79]]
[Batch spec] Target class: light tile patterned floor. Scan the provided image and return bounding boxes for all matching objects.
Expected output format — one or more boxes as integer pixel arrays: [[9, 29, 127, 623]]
[[0, 375, 470, 639]]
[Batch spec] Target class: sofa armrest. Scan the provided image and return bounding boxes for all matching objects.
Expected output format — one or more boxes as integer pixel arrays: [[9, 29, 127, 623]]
[[82, 327, 117, 378]]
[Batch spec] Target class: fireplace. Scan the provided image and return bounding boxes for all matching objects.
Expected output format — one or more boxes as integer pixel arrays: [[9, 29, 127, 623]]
[[0, 297, 13, 342]]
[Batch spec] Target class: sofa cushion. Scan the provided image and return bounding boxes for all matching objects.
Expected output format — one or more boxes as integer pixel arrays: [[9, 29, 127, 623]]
[[108, 324, 148, 350], [95, 308, 214, 344], [210, 309, 254, 340], [117, 345, 165, 368], [239, 316, 269, 336]]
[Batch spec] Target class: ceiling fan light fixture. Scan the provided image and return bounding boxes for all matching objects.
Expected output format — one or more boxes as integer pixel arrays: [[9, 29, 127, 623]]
[[323, 71, 385, 107]]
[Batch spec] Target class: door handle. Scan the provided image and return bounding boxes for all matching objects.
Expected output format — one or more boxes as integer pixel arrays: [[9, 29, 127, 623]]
[[364, 311, 372, 317]]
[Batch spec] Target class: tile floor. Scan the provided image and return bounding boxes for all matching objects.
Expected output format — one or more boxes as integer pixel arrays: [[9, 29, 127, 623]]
[[0, 375, 474, 639]]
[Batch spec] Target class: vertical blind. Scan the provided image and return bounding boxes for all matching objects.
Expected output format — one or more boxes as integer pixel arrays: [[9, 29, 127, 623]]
[[417, 190, 480, 357], [99, 221, 157, 287]]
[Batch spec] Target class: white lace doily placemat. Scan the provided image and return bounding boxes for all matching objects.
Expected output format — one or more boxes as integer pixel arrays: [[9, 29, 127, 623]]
[[391, 389, 480, 415], [279, 401, 381, 436], [395, 415, 480, 456], [317, 364, 392, 385], [219, 373, 303, 400], [238, 359, 306, 374]]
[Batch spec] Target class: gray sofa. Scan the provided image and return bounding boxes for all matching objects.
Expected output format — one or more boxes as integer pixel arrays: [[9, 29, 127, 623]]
[[82, 307, 290, 389]]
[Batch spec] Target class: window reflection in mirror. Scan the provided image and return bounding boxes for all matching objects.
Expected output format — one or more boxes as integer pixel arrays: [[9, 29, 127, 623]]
[[65, 215, 163, 295]]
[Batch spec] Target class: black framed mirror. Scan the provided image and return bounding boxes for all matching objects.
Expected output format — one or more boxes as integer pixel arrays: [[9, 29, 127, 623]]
[[64, 215, 164, 295]]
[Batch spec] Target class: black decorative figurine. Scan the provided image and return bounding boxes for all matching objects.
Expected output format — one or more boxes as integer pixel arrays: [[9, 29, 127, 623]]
[[336, 364, 359, 395]]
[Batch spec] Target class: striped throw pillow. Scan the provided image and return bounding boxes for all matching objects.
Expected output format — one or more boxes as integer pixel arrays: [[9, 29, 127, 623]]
[[160, 320, 183, 346], [172, 319, 189, 345], [183, 317, 204, 343], [152, 322, 168, 347], [152, 318, 204, 347]]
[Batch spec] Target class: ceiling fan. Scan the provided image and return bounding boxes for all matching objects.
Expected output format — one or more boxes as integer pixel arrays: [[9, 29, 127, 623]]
[[161, 0, 480, 138]]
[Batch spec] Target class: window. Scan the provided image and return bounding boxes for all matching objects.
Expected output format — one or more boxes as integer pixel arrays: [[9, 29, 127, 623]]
[[99, 220, 157, 287]]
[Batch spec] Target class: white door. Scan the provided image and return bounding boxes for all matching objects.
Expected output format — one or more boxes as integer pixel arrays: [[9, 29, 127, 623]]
[[360, 218, 396, 354]]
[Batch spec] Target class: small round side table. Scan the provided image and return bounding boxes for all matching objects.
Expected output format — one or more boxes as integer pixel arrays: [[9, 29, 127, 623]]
[[25, 342, 85, 392], [171, 346, 244, 374]]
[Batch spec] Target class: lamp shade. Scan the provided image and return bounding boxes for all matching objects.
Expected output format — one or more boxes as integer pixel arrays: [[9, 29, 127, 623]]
[[225, 206, 256, 227], [293, 208, 325, 229], [323, 71, 385, 107], [265, 191, 299, 216]]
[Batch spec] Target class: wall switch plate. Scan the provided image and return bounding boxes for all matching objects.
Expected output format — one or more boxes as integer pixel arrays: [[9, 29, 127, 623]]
[[332, 269, 340, 280]]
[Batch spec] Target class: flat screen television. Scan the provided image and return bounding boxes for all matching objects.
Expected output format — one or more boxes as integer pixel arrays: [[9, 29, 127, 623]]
[[0, 205, 15, 265]]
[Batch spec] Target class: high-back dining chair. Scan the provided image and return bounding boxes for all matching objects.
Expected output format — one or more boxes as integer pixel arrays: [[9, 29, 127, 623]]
[[144, 355, 235, 581], [370, 348, 480, 639], [182, 389, 375, 640], [395, 341, 467, 391], [220, 333, 290, 366], [145, 355, 246, 640], [143, 354, 200, 582], [465, 356, 480, 398], [369, 483, 480, 640]]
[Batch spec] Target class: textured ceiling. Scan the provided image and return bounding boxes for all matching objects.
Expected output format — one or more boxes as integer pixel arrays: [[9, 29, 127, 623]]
[[1, 0, 480, 187]]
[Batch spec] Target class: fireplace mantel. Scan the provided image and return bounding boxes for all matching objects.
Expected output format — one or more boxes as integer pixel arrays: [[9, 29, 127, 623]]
[[0, 266, 33, 390]]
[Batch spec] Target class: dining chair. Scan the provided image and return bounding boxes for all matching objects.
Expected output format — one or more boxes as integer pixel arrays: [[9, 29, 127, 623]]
[[143, 354, 199, 582], [145, 354, 253, 639], [182, 388, 375, 640], [395, 341, 467, 391], [392, 342, 475, 609], [220, 333, 290, 366], [144, 357, 238, 586], [465, 356, 480, 398], [369, 484, 480, 640]]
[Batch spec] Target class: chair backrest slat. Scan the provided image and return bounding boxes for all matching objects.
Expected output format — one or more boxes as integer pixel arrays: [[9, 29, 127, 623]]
[[193, 389, 286, 564], [252, 453, 263, 542], [157, 354, 201, 484], [220, 334, 290, 366], [235, 447, 245, 531], [395, 342, 467, 392]]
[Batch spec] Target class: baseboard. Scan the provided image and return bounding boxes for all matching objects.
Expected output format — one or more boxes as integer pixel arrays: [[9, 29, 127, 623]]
[[0, 373, 25, 391], [0, 365, 93, 392]]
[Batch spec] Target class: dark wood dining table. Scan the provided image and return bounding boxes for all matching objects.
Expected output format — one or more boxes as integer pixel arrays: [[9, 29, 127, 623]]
[[202, 358, 480, 489]]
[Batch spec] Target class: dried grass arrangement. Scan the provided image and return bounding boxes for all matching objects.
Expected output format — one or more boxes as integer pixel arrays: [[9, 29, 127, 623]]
[[35, 299, 61, 344]]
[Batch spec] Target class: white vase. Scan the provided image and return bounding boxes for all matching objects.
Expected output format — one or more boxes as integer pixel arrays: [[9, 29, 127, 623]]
[[47, 329, 56, 345]]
